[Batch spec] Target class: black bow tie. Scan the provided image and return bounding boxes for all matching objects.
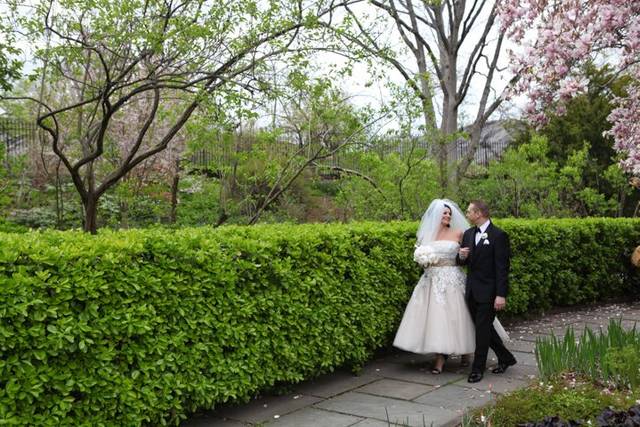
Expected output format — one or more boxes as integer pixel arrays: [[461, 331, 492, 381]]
[[475, 227, 481, 234]]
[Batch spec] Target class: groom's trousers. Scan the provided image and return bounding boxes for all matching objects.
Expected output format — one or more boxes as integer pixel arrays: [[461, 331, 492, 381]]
[[467, 300, 515, 373]]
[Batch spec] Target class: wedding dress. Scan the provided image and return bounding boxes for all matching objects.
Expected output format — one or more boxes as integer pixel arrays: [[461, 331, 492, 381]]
[[393, 240, 509, 355]]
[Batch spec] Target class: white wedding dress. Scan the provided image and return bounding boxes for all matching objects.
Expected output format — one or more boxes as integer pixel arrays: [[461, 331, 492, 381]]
[[393, 240, 508, 355]]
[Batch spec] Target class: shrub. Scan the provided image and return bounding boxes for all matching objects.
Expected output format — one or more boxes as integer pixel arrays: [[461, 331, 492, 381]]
[[604, 344, 640, 389], [0, 218, 638, 425], [500, 218, 640, 314], [466, 376, 640, 426], [0, 222, 417, 426]]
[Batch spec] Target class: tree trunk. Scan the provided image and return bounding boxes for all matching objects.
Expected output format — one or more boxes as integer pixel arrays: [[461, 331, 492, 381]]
[[54, 163, 63, 228], [214, 210, 229, 227], [83, 195, 99, 234], [120, 200, 129, 229], [618, 189, 625, 217], [438, 32, 459, 193], [169, 159, 180, 224], [455, 120, 485, 185]]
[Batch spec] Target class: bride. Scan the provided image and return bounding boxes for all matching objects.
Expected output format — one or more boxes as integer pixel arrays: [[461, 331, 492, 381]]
[[393, 199, 508, 374]]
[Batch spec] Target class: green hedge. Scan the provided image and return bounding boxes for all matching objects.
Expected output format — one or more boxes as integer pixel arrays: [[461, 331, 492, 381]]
[[0, 222, 417, 426], [501, 218, 640, 314], [0, 219, 639, 426]]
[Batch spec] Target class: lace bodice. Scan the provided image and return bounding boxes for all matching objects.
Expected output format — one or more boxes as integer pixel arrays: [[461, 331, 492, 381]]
[[413, 240, 459, 266], [413, 240, 465, 305]]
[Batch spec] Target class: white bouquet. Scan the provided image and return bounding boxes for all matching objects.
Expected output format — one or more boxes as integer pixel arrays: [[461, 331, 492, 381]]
[[413, 245, 439, 267]]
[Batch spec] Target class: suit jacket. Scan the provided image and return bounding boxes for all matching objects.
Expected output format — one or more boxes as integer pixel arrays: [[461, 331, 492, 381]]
[[456, 221, 510, 303]]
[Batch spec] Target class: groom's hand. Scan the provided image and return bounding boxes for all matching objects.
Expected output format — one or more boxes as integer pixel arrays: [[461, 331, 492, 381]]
[[494, 296, 506, 311], [459, 247, 470, 259]]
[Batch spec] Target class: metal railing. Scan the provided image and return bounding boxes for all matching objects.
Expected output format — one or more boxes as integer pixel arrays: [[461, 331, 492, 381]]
[[1, 118, 517, 172], [187, 132, 434, 174], [0, 118, 43, 158]]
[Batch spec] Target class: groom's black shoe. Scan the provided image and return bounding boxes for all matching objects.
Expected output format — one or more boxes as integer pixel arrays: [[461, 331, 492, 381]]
[[491, 359, 517, 374], [467, 371, 483, 383]]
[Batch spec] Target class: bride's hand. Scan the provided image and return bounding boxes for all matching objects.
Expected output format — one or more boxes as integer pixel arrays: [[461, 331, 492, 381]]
[[459, 247, 470, 259]]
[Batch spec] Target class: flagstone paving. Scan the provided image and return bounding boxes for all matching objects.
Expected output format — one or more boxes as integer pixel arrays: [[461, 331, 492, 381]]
[[182, 302, 640, 427]]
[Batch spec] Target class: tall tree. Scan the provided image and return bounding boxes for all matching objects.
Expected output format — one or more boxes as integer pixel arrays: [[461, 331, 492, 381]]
[[337, 0, 517, 190], [1, 0, 356, 233]]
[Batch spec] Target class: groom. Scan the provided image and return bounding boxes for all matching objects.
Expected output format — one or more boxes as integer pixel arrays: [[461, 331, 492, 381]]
[[457, 200, 517, 383]]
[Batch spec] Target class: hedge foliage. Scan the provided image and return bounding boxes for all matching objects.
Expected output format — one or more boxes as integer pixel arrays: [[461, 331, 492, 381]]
[[501, 218, 640, 314], [0, 220, 28, 234], [0, 222, 417, 426], [0, 218, 639, 426]]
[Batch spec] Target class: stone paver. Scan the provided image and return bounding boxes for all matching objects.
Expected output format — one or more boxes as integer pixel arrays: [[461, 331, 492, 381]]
[[364, 361, 467, 387], [505, 339, 536, 353], [350, 419, 396, 427], [355, 379, 434, 400], [181, 302, 640, 427], [500, 363, 539, 382], [215, 394, 322, 424], [266, 407, 362, 426], [454, 373, 529, 394], [314, 391, 459, 427], [509, 350, 538, 367], [413, 384, 493, 411], [510, 332, 551, 343], [294, 371, 379, 399]]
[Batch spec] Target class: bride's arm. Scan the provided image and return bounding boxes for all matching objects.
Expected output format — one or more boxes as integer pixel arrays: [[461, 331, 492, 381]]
[[456, 230, 470, 265]]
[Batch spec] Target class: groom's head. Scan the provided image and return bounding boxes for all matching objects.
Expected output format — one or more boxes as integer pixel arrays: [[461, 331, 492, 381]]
[[466, 200, 490, 225]]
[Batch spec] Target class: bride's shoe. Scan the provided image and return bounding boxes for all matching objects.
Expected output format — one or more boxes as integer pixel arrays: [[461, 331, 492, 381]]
[[431, 354, 446, 374]]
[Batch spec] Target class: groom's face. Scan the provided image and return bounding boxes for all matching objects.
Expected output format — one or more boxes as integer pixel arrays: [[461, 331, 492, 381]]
[[465, 204, 481, 225]]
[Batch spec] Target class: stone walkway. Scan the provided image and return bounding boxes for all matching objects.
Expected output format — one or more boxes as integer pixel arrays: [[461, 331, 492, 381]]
[[183, 302, 640, 427]]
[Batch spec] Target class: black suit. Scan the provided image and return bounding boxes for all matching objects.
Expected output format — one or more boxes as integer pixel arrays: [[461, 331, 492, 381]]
[[457, 221, 516, 373]]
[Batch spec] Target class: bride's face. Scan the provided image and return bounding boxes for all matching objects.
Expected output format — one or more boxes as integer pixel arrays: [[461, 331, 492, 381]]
[[441, 207, 452, 227]]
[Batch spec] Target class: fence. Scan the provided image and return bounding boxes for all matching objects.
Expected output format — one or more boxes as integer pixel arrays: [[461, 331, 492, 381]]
[[187, 131, 434, 176], [448, 120, 523, 167], [0, 118, 44, 159], [1, 118, 517, 173]]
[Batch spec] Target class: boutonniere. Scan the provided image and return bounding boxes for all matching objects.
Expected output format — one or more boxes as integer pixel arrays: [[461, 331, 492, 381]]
[[480, 232, 488, 240]]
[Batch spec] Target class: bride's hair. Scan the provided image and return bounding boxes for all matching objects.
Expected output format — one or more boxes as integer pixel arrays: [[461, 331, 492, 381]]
[[416, 199, 469, 245]]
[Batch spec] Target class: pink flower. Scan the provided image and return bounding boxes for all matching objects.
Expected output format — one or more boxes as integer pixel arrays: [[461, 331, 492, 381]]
[[498, 0, 640, 175]]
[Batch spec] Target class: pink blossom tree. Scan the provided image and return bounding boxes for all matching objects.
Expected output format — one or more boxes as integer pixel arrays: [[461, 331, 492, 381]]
[[499, 0, 640, 175]]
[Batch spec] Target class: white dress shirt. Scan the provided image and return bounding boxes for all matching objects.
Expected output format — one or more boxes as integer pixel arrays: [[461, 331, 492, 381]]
[[475, 220, 491, 245]]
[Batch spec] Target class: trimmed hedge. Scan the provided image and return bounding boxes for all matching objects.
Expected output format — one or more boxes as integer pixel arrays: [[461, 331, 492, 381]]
[[501, 218, 640, 314], [0, 222, 417, 426], [0, 219, 639, 426]]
